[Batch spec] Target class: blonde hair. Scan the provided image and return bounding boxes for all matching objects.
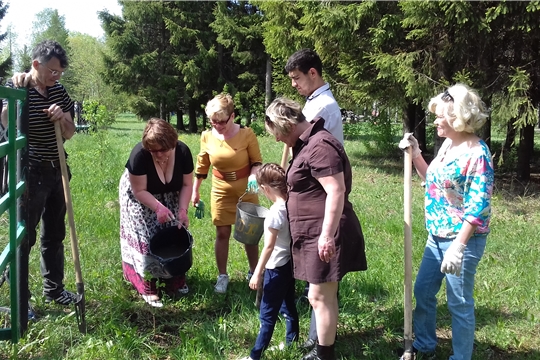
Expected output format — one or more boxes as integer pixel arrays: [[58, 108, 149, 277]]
[[265, 97, 306, 138], [428, 83, 489, 133], [205, 93, 234, 119]]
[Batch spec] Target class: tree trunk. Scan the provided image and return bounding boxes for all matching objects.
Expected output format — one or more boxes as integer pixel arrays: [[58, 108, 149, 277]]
[[176, 109, 185, 131], [478, 116, 491, 149], [188, 101, 198, 133], [403, 103, 415, 133], [415, 104, 426, 154], [517, 124, 534, 180], [503, 119, 517, 152], [404, 102, 427, 153], [265, 56, 272, 108]]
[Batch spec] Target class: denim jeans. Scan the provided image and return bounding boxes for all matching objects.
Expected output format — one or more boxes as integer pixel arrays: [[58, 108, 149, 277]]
[[413, 234, 487, 360], [23, 163, 70, 298], [250, 260, 299, 360]]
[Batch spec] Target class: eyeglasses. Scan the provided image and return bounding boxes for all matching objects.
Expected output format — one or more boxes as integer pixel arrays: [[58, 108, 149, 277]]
[[442, 89, 454, 102], [148, 148, 170, 153], [210, 114, 232, 126], [41, 63, 64, 76]]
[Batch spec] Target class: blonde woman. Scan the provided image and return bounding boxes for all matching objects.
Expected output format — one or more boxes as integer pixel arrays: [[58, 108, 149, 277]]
[[399, 83, 494, 359], [191, 93, 262, 293]]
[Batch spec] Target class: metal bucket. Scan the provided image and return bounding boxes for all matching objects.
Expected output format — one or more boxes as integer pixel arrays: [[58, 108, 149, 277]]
[[233, 196, 269, 245], [149, 226, 193, 277]]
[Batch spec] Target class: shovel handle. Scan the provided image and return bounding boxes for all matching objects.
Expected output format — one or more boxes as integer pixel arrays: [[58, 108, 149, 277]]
[[54, 122, 86, 334], [403, 147, 413, 350], [54, 122, 84, 284]]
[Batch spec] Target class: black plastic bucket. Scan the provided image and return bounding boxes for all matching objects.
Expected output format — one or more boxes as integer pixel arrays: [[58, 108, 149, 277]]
[[149, 226, 193, 277]]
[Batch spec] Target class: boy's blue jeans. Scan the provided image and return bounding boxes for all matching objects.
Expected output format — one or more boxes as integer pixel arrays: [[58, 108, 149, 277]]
[[250, 260, 298, 360], [413, 234, 487, 360]]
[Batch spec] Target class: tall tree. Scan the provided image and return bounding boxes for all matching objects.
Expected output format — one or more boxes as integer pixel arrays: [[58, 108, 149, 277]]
[[211, 1, 267, 122], [0, 1, 12, 80], [29, 8, 74, 92]]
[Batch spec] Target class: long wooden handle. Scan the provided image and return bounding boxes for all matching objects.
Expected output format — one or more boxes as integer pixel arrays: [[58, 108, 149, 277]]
[[54, 122, 84, 285], [403, 147, 413, 356], [280, 143, 289, 169]]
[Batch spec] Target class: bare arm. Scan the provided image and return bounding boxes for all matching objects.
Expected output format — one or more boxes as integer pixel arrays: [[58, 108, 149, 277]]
[[129, 173, 160, 211], [180, 172, 194, 211], [455, 221, 478, 246], [412, 155, 429, 181], [191, 176, 205, 207], [317, 172, 346, 239], [249, 227, 278, 290], [59, 110, 75, 139]]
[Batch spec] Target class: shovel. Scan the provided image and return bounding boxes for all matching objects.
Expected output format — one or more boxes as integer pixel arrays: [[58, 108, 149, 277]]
[[54, 122, 87, 334], [402, 147, 414, 359]]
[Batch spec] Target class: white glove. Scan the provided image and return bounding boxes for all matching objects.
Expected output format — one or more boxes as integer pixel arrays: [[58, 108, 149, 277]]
[[246, 174, 258, 194], [440, 241, 466, 276], [398, 133, 422, 159], [12, 72, 32, 88]]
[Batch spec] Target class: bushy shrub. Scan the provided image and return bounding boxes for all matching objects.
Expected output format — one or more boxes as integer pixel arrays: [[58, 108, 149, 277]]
[[249, 120, 268, 137], [363, 111, 398, 156]]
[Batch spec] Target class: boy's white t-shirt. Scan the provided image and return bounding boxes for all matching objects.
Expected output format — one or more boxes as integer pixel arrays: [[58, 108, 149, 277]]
[[265, 202, 291, 269]]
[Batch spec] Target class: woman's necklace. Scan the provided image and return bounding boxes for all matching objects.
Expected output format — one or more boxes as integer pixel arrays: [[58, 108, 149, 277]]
[[155, 157, 169, 173]]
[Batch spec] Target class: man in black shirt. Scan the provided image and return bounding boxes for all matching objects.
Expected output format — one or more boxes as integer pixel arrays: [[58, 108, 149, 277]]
[[1, 40, 80, 307]]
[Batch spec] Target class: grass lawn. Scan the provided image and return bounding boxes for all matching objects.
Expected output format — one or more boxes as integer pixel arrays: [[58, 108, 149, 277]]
[[0, 113, 539, 359]]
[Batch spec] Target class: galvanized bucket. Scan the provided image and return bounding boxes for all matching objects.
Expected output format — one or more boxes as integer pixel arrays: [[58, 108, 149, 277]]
[[233, 193, 269, 245]]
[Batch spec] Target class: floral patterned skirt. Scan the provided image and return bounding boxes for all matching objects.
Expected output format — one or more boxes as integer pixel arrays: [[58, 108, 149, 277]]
[[119, 169, 186, 296]]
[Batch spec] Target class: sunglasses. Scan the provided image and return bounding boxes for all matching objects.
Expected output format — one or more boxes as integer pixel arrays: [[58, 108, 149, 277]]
[[441, 89, 454, 102], [210, 114, 232, 126]]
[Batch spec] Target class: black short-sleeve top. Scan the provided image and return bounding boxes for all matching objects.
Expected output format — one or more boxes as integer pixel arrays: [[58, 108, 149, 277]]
[[126, 141, 194, 194]]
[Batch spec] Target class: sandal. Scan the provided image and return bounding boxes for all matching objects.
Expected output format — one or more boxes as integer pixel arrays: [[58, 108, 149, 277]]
[[142, 294, 163, 308]]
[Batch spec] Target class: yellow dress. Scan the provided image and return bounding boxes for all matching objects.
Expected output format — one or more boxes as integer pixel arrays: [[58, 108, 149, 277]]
[[195, 127, 262, 226]]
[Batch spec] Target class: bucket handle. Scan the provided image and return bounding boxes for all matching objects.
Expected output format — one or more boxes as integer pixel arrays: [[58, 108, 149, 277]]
[[238, 191, 248, 204]]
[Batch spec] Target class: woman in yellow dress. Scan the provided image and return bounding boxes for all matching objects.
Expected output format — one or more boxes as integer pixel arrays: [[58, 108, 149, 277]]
[[191, 93, 262, 294]]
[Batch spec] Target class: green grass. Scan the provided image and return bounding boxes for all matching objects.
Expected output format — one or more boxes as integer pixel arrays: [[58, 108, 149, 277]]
[[0, 114, 538, 359]]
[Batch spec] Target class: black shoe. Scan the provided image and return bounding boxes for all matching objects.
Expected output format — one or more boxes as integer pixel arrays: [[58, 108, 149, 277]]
[[302, 346, 319, 360], [301, 338, 317, 350], [45, 290, 82, 305], [302, 343, 336, 360]]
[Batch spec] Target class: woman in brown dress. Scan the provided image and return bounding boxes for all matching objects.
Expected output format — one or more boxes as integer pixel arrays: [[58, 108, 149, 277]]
[[264, 98, 367, 360]]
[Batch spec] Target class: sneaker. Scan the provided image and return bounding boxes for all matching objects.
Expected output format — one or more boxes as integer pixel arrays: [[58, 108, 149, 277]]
[[268, 342, 285, 352], [398, 346, 436, 360], [237, 357, 254, 360], [45, 290, 82, 305], [246, 270, 253, 281], [28, 302, 36, 321], [177, 284, 189, 295], [214, 274, 229, 294], [142, 294, 163, 308]]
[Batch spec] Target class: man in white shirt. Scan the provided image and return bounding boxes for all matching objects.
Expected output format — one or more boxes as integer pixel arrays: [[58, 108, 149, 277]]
[[285, 49, 344, 358], [285, 48, 344, 144]]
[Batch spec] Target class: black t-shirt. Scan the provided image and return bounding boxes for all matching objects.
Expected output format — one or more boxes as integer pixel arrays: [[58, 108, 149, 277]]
[[126, 141, 194, 194]]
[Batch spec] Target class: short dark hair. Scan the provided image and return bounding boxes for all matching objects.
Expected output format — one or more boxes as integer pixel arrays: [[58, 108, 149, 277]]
[[32, 40, 69, 68], [285, 48, 322, 76], [142, 118, 178, 151]]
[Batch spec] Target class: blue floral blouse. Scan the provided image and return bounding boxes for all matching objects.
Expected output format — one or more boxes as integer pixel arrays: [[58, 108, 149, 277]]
[[425, 138, 494, 238]]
